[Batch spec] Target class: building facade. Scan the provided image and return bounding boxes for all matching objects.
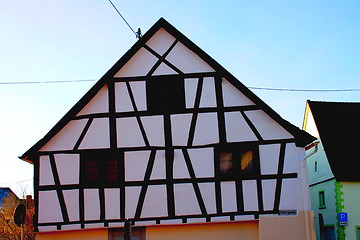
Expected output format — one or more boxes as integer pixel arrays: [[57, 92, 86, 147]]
[[303, 100, 360, 240], [21, 18, 316, 240]]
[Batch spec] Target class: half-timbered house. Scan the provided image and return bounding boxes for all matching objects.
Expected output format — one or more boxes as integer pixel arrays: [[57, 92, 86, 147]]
[[21, 18, 316, 240]]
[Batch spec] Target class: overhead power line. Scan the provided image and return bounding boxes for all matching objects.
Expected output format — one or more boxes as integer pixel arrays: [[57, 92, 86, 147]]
[[1, 79, 360, 92], [248, 86, 360, 92], [107, 0, 138, 37]]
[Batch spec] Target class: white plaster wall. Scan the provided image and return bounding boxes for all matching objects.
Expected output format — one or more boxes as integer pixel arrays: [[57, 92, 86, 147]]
[[63, 189, 79, 221], [150, 150, 166, 180], [105, 188, 121, 220], [259, 144, 281, 175], [193, 112, 219, 145], [114, 47, 158, 78], [243, 180, 259, 211], [38, 190, 63, 223], [225, 111, 258, 142], [283, 143, 300, 174], [261, 179, 277, 211], [173, 149, 190, 179], [145, 28, 176, 56], [125, 151, 151, 181], [141, 185, 168, 218], [221, 181, 237, 212], [141, 115, 165, 146], [79, 118, 110, 149], [174, 183, 202, 216], [115, 82, 134, 112], [198, 182, 217, 214], [187, 148, 214, 178], [84, 189, 100, 221], [117, 117, 146, 147], [245, 110, 293, 140], [41, 119, 88, 151], [185, 78, 198, 109], [129, 81, 147, 111], [77, 85, 109, 116], [125, 186, 141, 219], [222, 78, 255, 107], [55, 154, 79, 185], [165, 41, 215, 73], [199, 77, 217, 108], [39, 155, 55, 186], [171, 114, 192, 146], [153, 63, 177, 75], [279, 178, 301, 210]]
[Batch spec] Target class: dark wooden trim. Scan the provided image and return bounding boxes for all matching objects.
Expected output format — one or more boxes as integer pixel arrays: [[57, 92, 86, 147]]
[[134, 150, 157, 219], [49, 154, 69, 223], [108, 81, 118, 149], [187, 77, 203, 147], [182, 149, 207, 215], [164, 114, 175, 217], [273, 143, 287, 211], [125, 81, 150, 147], [214, 75, 226, 144], [146, 40, 179, 76], [73, 118, 93, 150]]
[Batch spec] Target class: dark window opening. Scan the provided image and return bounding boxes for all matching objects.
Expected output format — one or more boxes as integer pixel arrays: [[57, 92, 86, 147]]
[[146, 75, 185, 114], [81, 150, 121, 187], [216, 144, 259, 179], [319, 191, 326, 209]]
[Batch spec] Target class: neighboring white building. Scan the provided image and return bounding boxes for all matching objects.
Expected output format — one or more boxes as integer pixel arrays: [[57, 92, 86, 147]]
[[21, 18, 316, 240]]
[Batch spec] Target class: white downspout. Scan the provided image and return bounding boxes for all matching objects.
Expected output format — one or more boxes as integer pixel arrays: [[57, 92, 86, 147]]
[[300, 141, 319, 240]]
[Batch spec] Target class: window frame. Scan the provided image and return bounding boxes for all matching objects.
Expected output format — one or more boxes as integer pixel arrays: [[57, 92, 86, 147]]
[[215, 143, 260, 180], [80, 150, 122, 187]]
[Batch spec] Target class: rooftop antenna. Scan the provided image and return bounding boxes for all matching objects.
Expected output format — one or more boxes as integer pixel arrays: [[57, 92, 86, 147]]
[[136, 28, 142, 39]]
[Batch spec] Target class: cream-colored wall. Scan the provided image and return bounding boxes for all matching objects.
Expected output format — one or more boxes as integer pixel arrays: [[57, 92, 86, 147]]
[[341, 182, 360, 240], [259, 211, 315, 240], [36, 228, 108, 240], [146, 221, 259, 240]]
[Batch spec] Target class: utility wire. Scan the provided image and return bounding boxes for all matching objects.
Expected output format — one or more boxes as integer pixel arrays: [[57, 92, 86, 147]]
[[1, 79, 360, 92], [248, 86, 360, 92], [107, 0, 137, 37]]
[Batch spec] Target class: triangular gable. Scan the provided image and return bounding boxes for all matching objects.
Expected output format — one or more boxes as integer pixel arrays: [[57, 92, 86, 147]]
[[21, 18, 314, 162]]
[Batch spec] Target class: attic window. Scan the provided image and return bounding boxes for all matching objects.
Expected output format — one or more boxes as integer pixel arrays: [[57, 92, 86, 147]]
[[216, 144, 259, 179], [81, 150, 120, 187], [146, 75, 185, 114]]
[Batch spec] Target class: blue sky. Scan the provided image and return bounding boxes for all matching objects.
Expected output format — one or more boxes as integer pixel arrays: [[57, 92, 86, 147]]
[[1, 0, 359, 195]]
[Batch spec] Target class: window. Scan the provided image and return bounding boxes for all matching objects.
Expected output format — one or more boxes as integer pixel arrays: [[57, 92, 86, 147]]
[[216, 144, 259, 179], [315, 161, 318, 173], [81, 150, 121, 187], [109, 228, 145, 240], [146, 75, 185, 114], [319, 191, 326, 208]]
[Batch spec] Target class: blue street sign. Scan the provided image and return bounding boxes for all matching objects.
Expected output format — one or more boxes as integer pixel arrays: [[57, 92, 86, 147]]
[[338, 213, 348, 226], [338, 212, 348, 222]]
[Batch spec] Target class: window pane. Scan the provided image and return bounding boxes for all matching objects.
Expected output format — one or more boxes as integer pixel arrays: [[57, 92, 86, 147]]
[[106, 158, 119, 182], [86, 160, 99, 181], [240, 150, 254, 173], [220, 152, 233, 174]]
